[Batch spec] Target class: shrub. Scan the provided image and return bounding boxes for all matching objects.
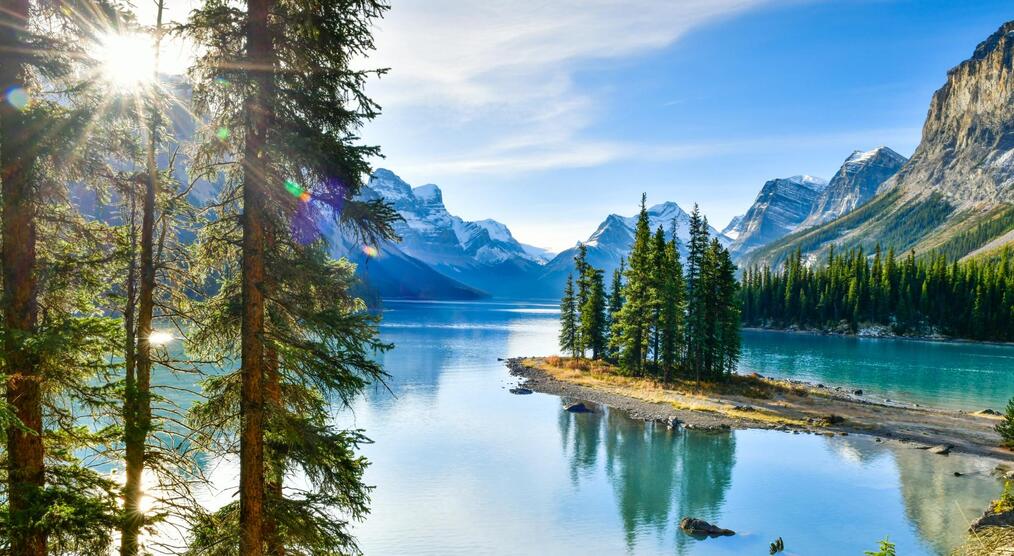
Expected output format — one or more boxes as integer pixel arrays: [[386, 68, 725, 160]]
[[996, 397, 1014, 448], [864, 538, 896, 556], [993, 481, 1014, 514]]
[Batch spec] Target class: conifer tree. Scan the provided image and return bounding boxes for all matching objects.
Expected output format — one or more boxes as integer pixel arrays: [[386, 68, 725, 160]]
[[559, 274, 579, 358], [580, 268, 607, 359], [573, 243, 590, 354], [616, 195, 653, 375], [658, 236, 685, 381], [0, 3, 134, 554], [684, 205, 710, 381], [606, 259, 625, 361], [183, 0, 396, 553]]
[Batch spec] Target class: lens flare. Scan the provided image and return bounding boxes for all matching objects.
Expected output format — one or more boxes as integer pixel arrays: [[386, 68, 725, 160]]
[[216, 127, 229, 140], [5, 86, 28, 110], [284, 179, 312, 202], [362, 245, 379, 258], [148, 331, 173, 346]]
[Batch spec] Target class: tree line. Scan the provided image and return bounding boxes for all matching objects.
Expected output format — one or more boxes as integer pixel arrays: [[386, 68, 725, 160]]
[[0, 0, 393, 555], [741, 245, 1014, 341], [560, 197, 741, 383]]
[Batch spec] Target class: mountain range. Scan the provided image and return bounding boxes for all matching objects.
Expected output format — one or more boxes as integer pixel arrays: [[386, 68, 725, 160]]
[[739, 20, 1014, 268], [336, 20, 1014, 301]]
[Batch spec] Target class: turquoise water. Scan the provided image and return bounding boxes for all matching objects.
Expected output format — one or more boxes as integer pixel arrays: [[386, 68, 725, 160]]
[[346, 301, 1007, 555], [740, 329, 1014, 411]]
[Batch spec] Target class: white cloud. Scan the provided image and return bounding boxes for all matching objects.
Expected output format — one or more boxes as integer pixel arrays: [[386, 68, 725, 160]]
[[366, 0, 775, 177], [389, 126, 921, 177]]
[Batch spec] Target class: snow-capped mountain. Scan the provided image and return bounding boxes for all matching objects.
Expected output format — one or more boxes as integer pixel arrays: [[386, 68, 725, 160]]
[[360, 169, 546, 297], [534, 201, 727, 298], [740, 21, 1014, 269], [728, 175, 827, 257], [800, 147, 907, 228], [721, 214, 745, 241]]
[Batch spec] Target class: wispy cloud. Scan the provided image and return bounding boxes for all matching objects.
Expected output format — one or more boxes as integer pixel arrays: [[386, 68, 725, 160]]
[[367, 0, 778, 178], [391, 126, 921, 177]]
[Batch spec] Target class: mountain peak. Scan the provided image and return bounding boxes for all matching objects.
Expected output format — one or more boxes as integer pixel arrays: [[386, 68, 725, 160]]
[[845, 146, 906, 166], [412, 184, 443, 204], [786, 175, 828, 189]]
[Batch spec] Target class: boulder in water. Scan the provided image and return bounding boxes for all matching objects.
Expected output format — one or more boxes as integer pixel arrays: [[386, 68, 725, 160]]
[[679, 517, 735, 537], [509, 387, 532, 395], [564, 402, 591, 413]]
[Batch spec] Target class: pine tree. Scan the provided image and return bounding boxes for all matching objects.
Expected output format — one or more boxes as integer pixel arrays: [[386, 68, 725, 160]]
[[684, 205, 710, 381], [616, 195, 653, 375], [183, 0, 396, 552], [605, 259, 625, 361], [573, 243, 590, 354], [560, 274, 579, 358], [0, 3, 132, 554], [580, 268, 607, 359], [658, 236, 685, 381]]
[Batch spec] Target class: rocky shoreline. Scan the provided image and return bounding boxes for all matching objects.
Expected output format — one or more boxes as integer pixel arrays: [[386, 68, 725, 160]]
[[505, 357, 1014, 465]]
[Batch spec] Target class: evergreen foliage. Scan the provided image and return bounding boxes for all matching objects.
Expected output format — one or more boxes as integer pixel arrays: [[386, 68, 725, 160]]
[[997, 398, 1014, 448], [558, 195, 740, 383], [559, 274, 579, 358], [741, 244, 1014, 341]]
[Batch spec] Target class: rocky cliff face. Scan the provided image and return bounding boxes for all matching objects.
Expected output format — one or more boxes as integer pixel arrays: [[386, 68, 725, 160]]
[[728, 175, 826, 256], [900, 20, 1014, 205], [801, 147, 907, 228], [739, 21, 1014, 268]]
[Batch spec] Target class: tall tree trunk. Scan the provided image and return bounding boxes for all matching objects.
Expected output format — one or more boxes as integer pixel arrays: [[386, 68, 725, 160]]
[[264, 344, 285, 556], [121, 7, 164, 554], [120, 179, 140, 555], [240, 0, 274, 551], [1, 1, 45, 554]]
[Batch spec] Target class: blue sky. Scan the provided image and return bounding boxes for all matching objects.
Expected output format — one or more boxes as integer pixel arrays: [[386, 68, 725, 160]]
[[362, 0, 1014, 252]]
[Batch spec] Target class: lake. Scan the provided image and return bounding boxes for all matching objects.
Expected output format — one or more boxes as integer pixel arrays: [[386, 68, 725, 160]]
[[344, 300, 1010, 555]]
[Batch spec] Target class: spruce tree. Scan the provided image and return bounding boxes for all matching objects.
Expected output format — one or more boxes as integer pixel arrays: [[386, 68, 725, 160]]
[[183, 0, 396, 552], [0, 2, 134, 553], [616, 195, 653, 375], [606, 259, 625, 361], [580, 268, 607, 359], [684, 205, 710, 381], [659, 236, 685, 382], [573, 243, 590, 354], [560, 274, 579, 358]]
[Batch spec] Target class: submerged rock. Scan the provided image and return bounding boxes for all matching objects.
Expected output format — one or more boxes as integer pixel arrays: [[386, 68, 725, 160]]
[[564, 402, 592, 413], [509, 387, 532, 395], [679, 517, 735, 537], [928, 444, 953, 455]]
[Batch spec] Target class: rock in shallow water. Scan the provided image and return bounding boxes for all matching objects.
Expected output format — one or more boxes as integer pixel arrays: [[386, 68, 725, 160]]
[[564, 402, 591, 413], [679, 517, 735, 537], [509, 387, 532, 395]]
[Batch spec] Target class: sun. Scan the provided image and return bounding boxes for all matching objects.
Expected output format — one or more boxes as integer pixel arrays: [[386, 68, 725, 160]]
[[92, 31, 158, 90]]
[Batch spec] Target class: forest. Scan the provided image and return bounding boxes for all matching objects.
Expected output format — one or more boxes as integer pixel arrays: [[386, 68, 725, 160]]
[[0, 0, 393, 555], [559, 197, 741, 383], [741, 245, 1014, 341]]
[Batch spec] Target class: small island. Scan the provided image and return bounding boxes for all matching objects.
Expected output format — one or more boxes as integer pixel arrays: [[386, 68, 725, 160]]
[[508, 356, 1012, 462]]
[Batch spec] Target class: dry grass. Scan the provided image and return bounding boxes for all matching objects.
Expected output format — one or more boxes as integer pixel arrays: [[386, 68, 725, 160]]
[[530, 357, 797, 399], [525, 357, 814, 428], [952, 527, 1014, 555]]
